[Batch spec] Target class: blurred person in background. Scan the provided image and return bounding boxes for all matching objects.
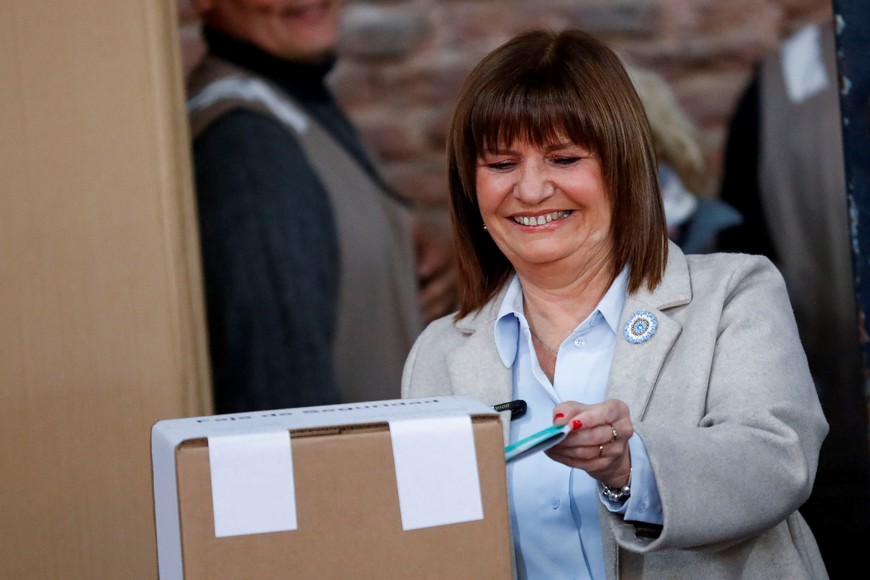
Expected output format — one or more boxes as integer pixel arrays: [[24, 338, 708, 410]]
[[186, 0, 456, 413], [626, 65, 741, 254], [716, 15, 870, 576]]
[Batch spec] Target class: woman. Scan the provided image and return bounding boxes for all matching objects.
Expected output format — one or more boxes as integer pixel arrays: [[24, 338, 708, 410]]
[[401, 29, 828, 579]]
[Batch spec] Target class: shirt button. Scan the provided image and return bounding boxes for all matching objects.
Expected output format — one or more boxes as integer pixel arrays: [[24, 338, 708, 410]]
[[550, 497, 561, 510], [573, 337, 587, 348]]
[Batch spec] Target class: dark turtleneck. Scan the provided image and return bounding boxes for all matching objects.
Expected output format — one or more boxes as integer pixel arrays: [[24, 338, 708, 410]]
[[201, 25, 381, 182]]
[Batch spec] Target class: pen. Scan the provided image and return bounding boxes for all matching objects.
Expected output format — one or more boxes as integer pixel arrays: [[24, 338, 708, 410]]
[[492, 399, 527, 420]]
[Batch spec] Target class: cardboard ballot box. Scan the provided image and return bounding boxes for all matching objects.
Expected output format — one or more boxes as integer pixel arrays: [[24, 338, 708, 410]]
[[151, 396, 513, 579]]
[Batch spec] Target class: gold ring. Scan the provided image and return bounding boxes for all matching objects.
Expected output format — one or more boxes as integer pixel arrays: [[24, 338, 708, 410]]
[[598, 444, 605, 457], [611, 425, 618, 442]]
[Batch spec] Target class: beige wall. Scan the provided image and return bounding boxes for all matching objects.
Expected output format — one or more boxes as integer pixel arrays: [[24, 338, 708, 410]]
[[0, 0, 210, 577]]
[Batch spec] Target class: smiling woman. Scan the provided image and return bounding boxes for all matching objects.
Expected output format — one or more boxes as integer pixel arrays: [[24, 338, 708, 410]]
[[402, 28, 829, 579]]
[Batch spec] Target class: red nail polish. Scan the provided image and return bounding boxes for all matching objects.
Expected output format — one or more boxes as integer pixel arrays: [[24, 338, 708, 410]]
[[572, 419, 583, 430], [554, 413, 565, 420]]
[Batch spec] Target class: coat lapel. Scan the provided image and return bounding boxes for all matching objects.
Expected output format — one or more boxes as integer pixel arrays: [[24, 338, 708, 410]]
[[445, 289, 514, 440], [447, 326, 512, 404], [608, 299, 682, 419], [607, 243, 691, 420]]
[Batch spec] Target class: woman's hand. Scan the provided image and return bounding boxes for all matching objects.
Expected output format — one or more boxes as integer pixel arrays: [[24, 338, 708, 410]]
[[546, 399, 633, 489]]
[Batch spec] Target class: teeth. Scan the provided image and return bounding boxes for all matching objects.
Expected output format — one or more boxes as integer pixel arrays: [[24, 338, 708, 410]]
[[513, 210, 572, 226]]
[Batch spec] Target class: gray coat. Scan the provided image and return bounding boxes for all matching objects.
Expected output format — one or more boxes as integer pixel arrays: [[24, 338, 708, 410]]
[[402, 243, 829, 579]]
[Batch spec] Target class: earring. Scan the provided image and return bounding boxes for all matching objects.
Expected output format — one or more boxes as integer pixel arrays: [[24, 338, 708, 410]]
[[482, 223, 488, 231]]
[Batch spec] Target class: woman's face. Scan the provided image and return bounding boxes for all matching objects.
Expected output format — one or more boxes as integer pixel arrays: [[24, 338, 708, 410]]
[[475, 137, 613, 274]]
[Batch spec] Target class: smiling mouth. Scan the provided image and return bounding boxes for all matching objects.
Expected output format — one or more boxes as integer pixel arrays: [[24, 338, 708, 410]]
[[512, 210, 573, 226]]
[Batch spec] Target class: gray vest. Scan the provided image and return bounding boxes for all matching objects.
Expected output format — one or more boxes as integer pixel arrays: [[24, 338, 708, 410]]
[[758, 23, 863, 393], [187, 56, 420, 403]]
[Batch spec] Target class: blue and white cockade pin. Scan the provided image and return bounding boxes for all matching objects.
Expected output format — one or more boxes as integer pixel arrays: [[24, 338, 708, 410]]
[[623, 310, 658, 344]]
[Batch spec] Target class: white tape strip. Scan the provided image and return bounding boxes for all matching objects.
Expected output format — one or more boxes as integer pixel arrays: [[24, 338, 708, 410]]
[[207, 431, 297, 537], [389, 415, 483, 530], [782, 23, 829, 104]]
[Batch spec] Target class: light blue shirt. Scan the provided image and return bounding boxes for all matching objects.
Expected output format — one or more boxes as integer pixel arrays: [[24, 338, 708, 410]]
[[494, 272, 663, 579]]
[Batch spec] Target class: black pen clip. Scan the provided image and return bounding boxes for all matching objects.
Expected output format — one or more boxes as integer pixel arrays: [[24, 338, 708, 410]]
[[492, 399, 527, 421]]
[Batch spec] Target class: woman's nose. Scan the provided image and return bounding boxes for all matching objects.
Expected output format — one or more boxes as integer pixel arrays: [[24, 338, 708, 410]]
[[513, 165, 555, 203]]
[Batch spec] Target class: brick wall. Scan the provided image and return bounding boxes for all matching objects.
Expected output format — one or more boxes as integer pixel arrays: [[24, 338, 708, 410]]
[[177, 0, 833, 205]]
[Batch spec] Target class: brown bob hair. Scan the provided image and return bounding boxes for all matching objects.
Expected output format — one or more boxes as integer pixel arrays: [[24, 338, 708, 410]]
[[448, 29, 668, 318]]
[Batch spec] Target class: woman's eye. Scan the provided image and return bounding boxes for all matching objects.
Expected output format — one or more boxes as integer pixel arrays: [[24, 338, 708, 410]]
[[551, 156, 581, 166], [486, 160, 516, 171]]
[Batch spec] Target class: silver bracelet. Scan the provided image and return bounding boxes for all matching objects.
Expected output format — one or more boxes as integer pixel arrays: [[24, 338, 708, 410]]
[[600, 468, 632, 503]]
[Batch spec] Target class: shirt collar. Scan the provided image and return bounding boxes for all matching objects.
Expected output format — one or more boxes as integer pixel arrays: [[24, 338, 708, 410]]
[[493, 269, 629, 367]]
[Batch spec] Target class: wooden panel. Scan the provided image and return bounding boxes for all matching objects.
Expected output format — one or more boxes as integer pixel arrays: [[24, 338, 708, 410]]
[[0, 0, 210, 577]]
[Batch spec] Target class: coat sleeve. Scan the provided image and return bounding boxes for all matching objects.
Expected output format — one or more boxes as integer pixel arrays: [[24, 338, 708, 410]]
[[610, 256, 828, 552], [193, 110, 343, 413]]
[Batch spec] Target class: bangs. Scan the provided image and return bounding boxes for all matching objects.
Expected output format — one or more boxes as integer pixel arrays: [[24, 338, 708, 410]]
[[469, 78, 596, 155]]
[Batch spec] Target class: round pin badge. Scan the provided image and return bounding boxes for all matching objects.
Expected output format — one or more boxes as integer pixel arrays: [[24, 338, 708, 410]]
[[623, 310, 658, 344]]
